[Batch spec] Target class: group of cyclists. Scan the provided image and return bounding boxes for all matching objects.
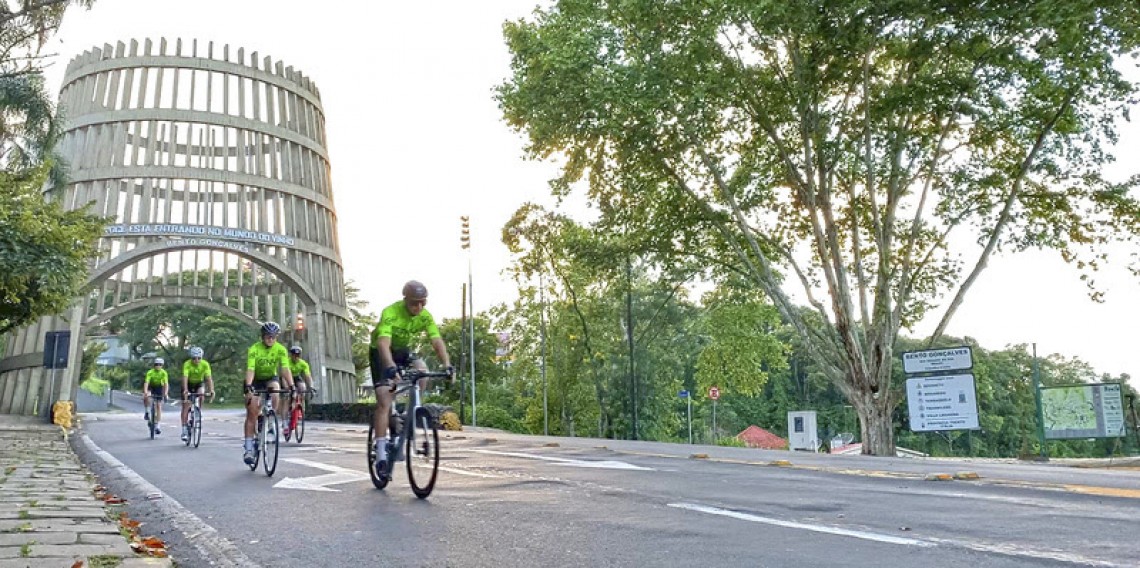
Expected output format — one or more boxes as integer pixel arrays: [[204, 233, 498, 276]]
[[139, 279, 454, 475]]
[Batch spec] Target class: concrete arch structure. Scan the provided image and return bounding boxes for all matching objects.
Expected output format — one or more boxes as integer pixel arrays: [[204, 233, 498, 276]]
[[0, 38, 358, 415]]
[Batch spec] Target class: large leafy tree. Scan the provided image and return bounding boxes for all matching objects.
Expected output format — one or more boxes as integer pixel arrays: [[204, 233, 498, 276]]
[[498, 0, 1140, 454], [1, 0, 103, 335], [0, 165, 104, 334]]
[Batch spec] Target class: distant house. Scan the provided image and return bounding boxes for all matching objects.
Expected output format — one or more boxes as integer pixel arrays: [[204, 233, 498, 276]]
[[91, 335, 130, 366], [737, 425, 788, 450]]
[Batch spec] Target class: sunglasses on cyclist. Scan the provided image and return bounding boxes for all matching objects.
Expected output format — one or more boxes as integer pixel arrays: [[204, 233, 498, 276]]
[[406, 298, 427, 307]]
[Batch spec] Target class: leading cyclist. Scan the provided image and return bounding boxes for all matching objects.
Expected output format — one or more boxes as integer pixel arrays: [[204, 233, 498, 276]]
[[369, 280, 454, 475], [242, 322, 295, 465]]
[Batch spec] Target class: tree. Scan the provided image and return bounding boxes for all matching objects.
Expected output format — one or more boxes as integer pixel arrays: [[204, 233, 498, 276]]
[[498, 1, 1140, 454], [345, 281, 377, 376], [0, 165, 105, 334]]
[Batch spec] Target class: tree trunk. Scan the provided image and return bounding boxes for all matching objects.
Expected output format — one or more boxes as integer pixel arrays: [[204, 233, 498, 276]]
[[856, 396, 896, 456]]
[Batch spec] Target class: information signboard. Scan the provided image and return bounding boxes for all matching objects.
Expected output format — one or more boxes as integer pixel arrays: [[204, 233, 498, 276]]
[[905, 374, 980, 432]]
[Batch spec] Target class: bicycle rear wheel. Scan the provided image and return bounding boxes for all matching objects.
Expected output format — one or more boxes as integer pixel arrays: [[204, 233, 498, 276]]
[[366, 420, 390, 489], [190, 404, 202, 448], [406, 407, 439, 499], [263, 410, 279, 477]]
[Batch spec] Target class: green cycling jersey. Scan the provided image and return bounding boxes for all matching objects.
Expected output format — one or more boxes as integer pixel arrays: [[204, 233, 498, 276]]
[[182, 359, 212, 383], [246, 341, 290, 380], [145, 368, 168, 386], [287, 357, 311, 379], [371, 300, 441, 351]]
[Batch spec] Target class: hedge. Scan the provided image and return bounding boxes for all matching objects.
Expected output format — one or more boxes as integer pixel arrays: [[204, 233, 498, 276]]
[[307, 402, 455, 425]]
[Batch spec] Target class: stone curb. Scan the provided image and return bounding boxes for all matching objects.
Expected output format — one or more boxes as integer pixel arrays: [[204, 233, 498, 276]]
[[0, 417, 172, 567]]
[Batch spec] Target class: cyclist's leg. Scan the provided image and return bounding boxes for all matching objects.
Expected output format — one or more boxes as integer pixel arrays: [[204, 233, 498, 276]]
[[152, 386, 164, 423], [409, 356, 429, 393], [142, 388, 150, 419], [269, 379, 282, 418], [243, 380, 264, 463], [180, 384, 191, 426]]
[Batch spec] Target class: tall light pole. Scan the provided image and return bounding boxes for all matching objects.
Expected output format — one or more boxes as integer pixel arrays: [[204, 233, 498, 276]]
[[461, 216, 476, 426], [539, 271, 548, 436]]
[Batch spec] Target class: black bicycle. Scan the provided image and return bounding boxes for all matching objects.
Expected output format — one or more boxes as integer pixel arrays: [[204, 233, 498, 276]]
[[145, 394, 165, 439], [183, 392, 211, 448], [249, 388, 283, 476], [367, 368, 450, 498]]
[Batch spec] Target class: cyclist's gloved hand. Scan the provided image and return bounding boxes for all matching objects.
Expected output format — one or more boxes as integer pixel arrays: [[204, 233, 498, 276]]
[[445, 365, 455, 380], [244, 384, 255, 394], [383, 366, 399, 380]]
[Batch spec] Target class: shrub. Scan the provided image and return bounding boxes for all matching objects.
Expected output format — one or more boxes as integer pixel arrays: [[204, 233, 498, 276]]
[[716, 436, 748, 448], [439, 411, 462, 431]]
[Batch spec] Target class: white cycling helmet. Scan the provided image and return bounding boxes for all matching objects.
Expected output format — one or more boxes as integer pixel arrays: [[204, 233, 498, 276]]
[[153, 358, 164, 366], [189, 347, 204, 358], [289, 345, 302, 355]]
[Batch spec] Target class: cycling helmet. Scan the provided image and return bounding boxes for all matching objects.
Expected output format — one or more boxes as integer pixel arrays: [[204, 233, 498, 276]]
[[189, 347, 204, 358], [153, 358, 164, 366], [402, 280, 428, 300], [289, 345, 302, 355], [261, 321, 281, 337]]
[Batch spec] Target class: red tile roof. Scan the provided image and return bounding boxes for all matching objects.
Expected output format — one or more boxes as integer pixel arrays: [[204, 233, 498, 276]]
[[737, 425, 787, 450]]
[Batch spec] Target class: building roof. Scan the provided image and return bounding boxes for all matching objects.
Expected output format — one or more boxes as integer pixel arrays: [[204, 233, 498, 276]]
[[737, 425, 787, 450]]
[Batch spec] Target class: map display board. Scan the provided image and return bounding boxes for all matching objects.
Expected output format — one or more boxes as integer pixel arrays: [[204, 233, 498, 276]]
[[1041, 383, 1126, 439]]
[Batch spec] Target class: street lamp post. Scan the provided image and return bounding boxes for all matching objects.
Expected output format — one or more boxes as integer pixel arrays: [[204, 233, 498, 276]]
[[461, 216, 476, 427], [539, 271, 548, 436]]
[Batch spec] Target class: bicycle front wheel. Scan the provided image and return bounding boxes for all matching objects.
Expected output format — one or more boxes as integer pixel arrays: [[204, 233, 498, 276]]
[[406, 407, 439, 499], [294, 404, 305, 443], [190, 405, 202, 448], [149, 401, 156, 440], [263, 410, 279, 477]]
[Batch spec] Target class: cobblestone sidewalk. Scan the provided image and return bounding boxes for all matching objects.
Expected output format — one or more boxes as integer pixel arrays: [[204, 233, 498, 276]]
[[0, 415, 169, 568]]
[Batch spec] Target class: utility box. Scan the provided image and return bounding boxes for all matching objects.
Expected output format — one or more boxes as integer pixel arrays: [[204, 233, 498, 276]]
[[788, 411, 819, 452]]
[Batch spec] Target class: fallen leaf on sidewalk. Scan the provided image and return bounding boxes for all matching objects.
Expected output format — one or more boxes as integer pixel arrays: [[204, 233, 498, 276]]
[[71, 561, 84, 568]]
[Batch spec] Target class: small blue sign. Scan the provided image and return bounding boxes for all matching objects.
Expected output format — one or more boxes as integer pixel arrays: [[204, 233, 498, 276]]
[[679, 390, 689, 398]]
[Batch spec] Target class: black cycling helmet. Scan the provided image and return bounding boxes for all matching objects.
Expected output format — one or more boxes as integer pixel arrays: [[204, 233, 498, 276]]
[[261, 321, 282, 337], [402, 280, 428, 300], [289, 345, 302, 355]]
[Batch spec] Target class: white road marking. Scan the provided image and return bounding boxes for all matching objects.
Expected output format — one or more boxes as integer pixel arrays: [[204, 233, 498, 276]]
[[274, 457, 369, 491], [464, 449, 654, 471], [668, 502, 934, 547]]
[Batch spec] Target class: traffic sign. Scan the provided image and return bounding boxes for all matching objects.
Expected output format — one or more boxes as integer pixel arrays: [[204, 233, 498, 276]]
[[709, 386, 720, 400], [902, 346, 973, 375], [678, 390, 689, 398]]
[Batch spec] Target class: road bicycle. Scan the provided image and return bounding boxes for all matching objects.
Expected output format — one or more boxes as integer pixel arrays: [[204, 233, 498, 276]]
[[367, 368, 450, 499], [284, 387, 318, 444], [183, 391, 211, 448], [249, 387, 283, 477]]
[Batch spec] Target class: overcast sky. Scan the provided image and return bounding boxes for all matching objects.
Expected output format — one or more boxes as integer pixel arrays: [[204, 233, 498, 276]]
[[42, 0, 1140, 380]]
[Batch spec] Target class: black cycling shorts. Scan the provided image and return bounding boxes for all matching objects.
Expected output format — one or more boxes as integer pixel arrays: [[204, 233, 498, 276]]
[[369, 347, 419, 387], [146, 385, 165, 399]]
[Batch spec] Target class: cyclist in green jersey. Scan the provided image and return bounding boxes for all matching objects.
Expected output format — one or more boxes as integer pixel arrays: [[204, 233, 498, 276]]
[[369, 280, 454, 474], [142, 358, 169, 434], [180, 346, 215, 442], [285, 345, 311, 439], [242, 322, 295, 465]]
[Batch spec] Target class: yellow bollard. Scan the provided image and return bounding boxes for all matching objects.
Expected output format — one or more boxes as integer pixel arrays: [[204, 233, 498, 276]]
[[52, 400, 75, 437]]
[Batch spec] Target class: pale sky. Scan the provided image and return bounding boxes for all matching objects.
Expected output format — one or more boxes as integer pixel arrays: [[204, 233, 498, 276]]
[[43, 0, 1140, 380]]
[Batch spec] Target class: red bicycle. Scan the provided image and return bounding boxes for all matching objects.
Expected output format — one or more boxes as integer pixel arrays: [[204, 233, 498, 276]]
[[284, 388, 316, 443]]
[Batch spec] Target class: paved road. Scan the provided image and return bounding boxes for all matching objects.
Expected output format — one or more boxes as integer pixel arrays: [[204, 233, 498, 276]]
[[79, 395, 1140, 568]]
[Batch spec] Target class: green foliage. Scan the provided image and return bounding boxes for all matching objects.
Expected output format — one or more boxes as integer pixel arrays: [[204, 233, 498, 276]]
[[0, 165, 106, 335], [497, 0, 1140, 455], [78, 341, 106, 385], [345, 281, 376, 375], [715, 436, 747, 448], [80, 377, 109, 396]]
